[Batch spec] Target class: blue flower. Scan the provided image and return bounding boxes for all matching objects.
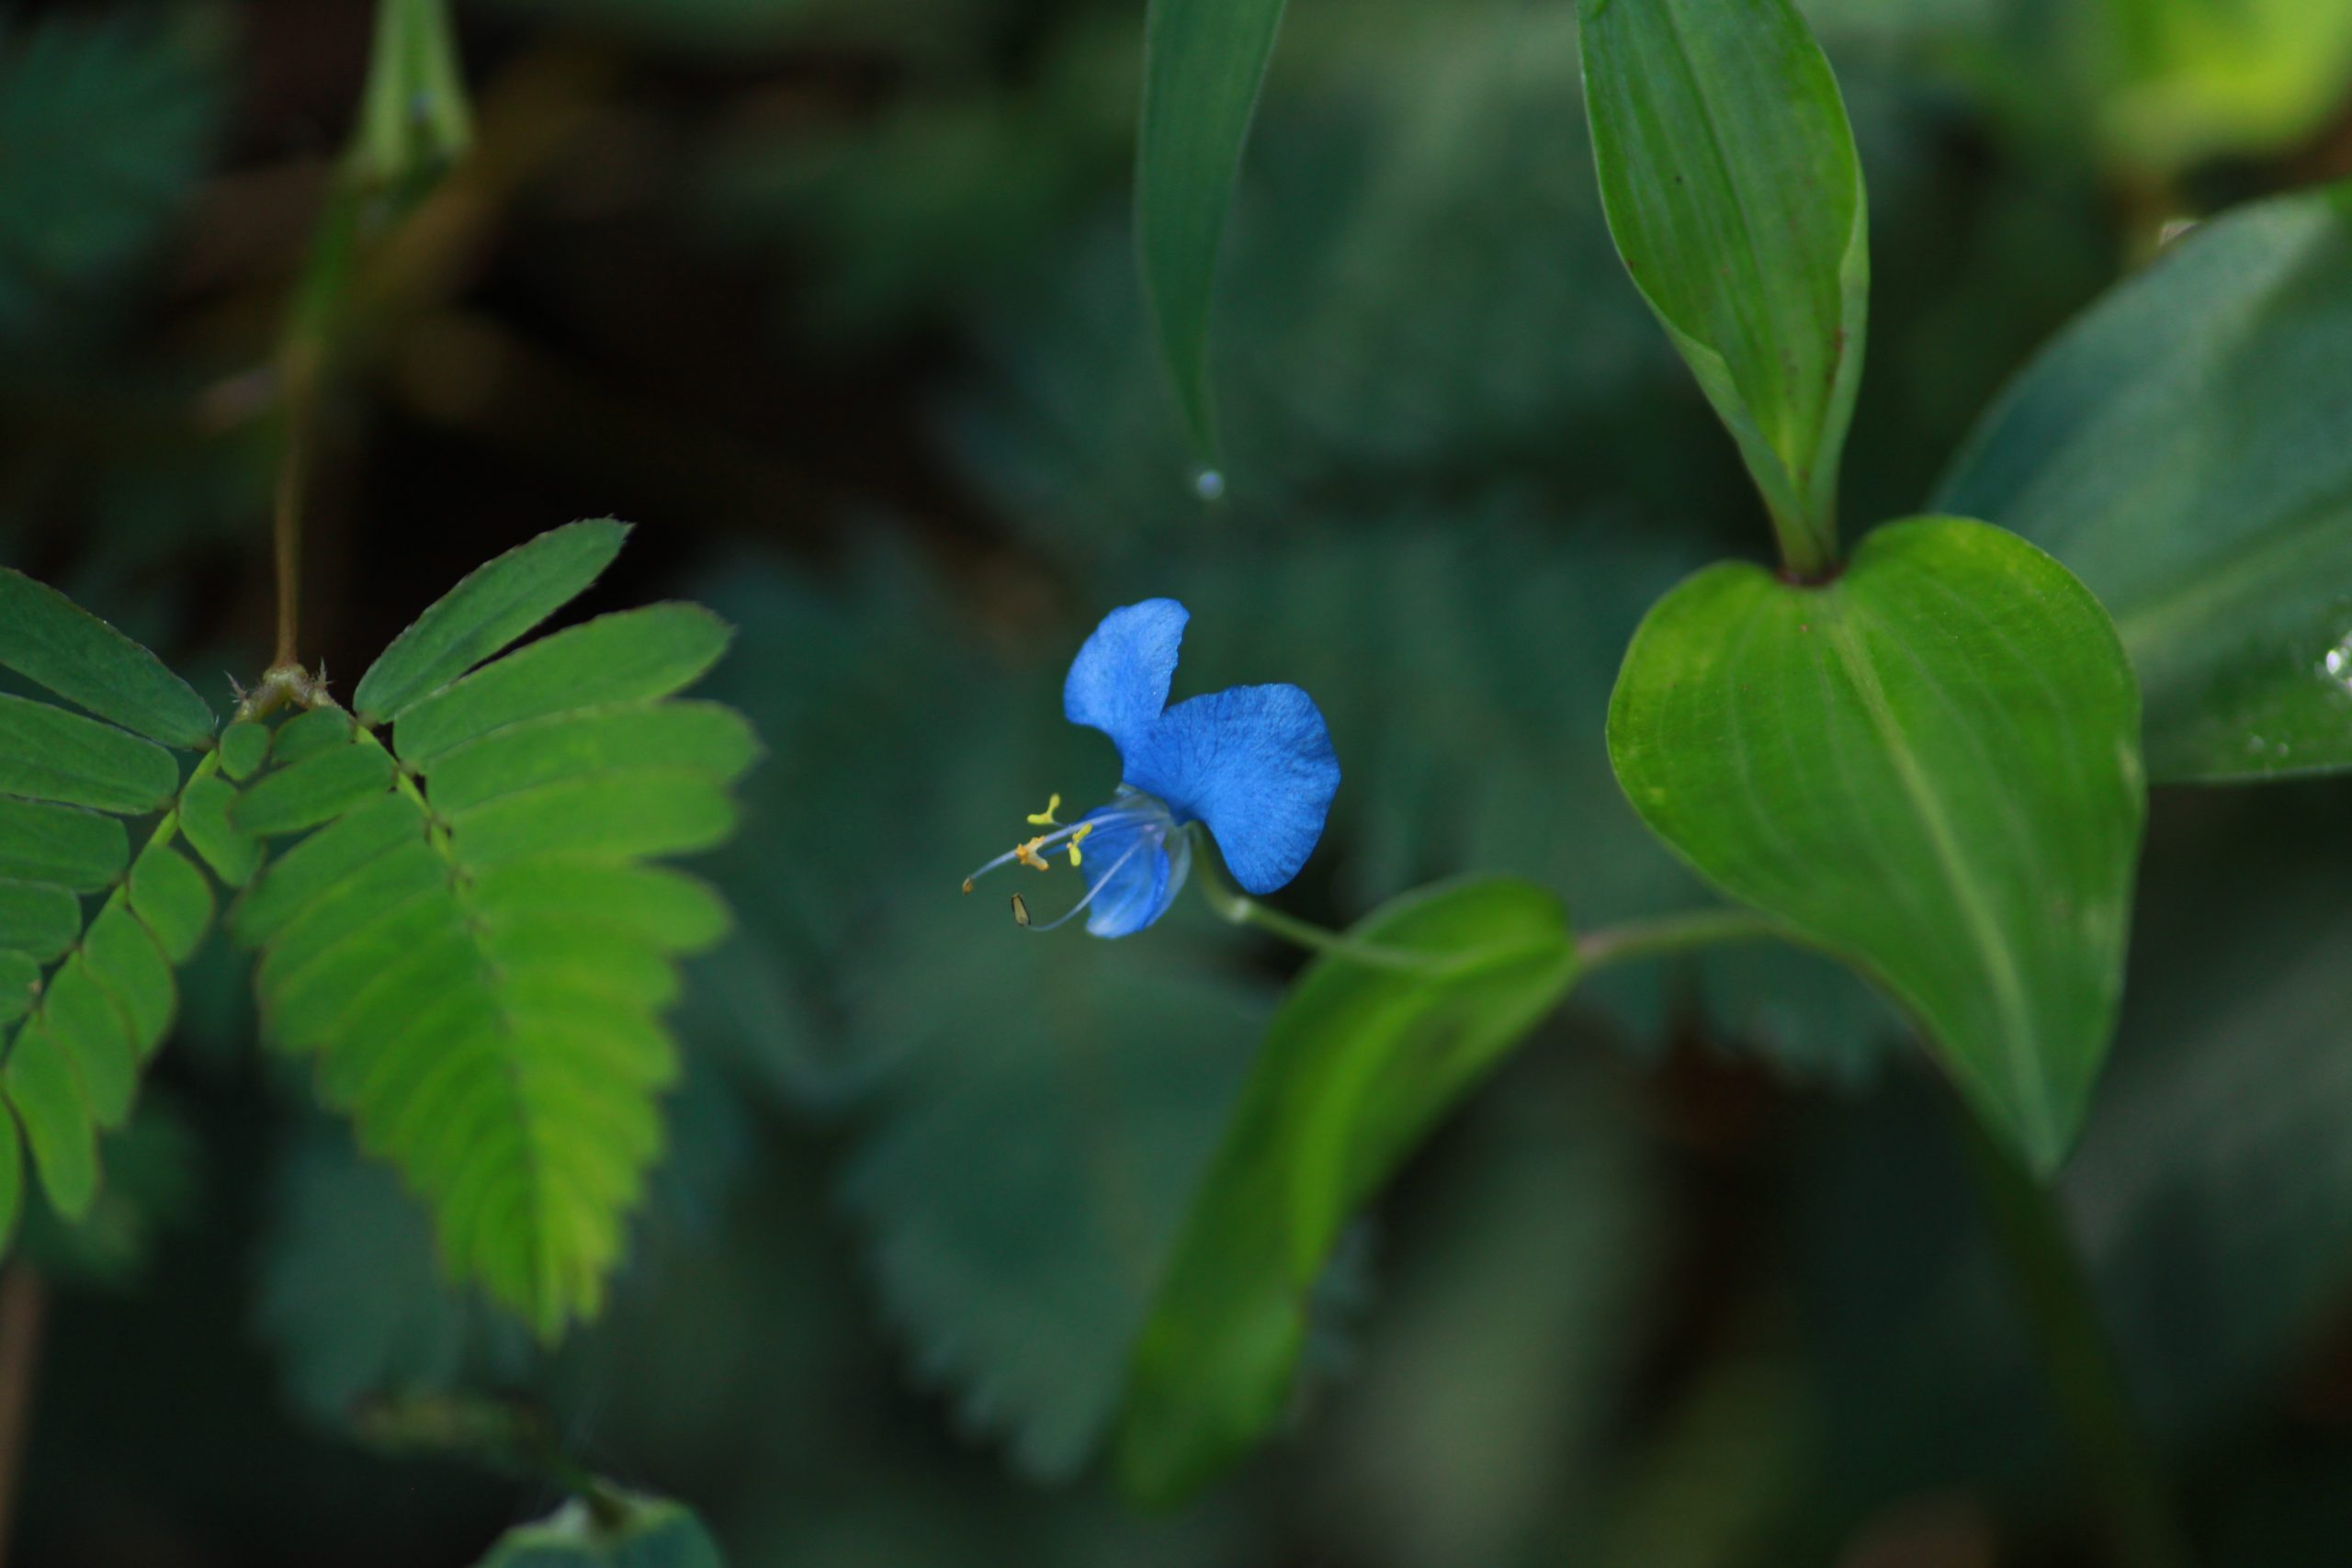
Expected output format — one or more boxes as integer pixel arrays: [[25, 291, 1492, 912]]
[[962, 598, 1341, 937]]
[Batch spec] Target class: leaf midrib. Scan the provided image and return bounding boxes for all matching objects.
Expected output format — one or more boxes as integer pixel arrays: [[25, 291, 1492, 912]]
[[1818, 594, 2043, 1143]]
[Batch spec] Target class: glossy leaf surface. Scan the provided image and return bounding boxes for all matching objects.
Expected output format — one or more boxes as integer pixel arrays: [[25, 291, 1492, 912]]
[[1939, 187, 2352, 783], [1609, 518, 2144, 1174]]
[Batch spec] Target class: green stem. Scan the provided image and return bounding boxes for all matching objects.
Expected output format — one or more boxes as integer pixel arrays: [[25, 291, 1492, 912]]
[[1959, 1118, 2196, 1568], [1190, 834, 1791, 980], [1770, 500, 1838, 584], [270, 0, 475, 669], [1573, 908, 1784, 973], [1187, 839, 1432, 973]]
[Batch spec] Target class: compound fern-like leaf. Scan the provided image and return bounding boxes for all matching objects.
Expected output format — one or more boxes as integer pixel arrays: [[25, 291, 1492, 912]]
[[233, 524, 754, 1338], [0, 568, 222, 1234]]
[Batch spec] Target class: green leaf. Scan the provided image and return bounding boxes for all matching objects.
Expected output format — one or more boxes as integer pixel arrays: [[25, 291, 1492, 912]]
[[1580, 0, 1868, 571], [176, 773, 258, 887], [1117, 877, 1579, 1505], [17, 1098, 198, 1289], [37, 958, 136, 1127], [237, 566, 752, 1338], [272, 706, 356, 766], [4, 1019, 97, 1218], [0, 568, 215, 749], [218, 720, 271, 781], [469, 862, 730, 954], [1136, 0, 1292, 457], [230, 792, 430, 949], [0, 954, 36, 1027], [1936, 187, 2352, 783], [354, 519, 629, 723], [423, 702, 759, 816], [1608, 517, 2144, 1174], [394, 604, 731, 765], [444, 771, 738, 869], [0, 795, 129, 892], [0, 578, 229, 1231], [0, 694, 178, 813], [0, 881, 80, 965], [230, 740, 397, 837], [473, 1493, 726, 1568], [126, 842, 213, 964], [81, 903, 175, 1060]]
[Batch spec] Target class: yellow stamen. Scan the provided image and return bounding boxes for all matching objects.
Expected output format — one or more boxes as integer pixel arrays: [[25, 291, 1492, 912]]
[[1011, 893, 1032, 926], [1014, 837, 1051, 872], [961, 878, 975, 895], [1068, 821, 1093, 867], [1025, 793, 1062, 827]]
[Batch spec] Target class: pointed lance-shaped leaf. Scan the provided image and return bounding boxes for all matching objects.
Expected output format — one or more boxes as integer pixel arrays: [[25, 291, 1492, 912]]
[[1137, 0, 1293, 461], [1580, 0, 1868, 573]]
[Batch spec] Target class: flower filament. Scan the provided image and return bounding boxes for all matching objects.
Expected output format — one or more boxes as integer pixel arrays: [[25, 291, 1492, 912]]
[[960, 789, 1181, 932]]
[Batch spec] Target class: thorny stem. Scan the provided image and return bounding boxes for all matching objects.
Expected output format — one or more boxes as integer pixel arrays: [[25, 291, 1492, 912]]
[[1960, 1118, 2198, 1568]]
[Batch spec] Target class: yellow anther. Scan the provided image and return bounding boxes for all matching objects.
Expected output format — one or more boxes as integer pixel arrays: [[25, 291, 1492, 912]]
[[961, 878, 975, 895], [1025, 793, 1062, 827], [1068, 821, 1093, 867], [1014, 837, 1051, 872], [1011, 893, 1032, 926]]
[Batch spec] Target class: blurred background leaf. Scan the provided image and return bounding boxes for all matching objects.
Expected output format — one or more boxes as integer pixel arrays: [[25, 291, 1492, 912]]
[[3, 0, 2352, 1564], [0, 12, 224, 344]]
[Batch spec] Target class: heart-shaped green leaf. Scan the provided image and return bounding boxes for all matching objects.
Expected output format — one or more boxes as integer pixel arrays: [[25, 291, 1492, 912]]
[[1609, 518, 2144, 1174], [1580, 0, 1867, 574], [1938, 186, 2352, 784], [1116, 877, 1578, 1506]]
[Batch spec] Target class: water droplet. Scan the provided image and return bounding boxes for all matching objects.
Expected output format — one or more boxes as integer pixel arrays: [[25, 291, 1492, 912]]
[[1193, 468, 1227, 502], [2322, 631, 2352, 694]]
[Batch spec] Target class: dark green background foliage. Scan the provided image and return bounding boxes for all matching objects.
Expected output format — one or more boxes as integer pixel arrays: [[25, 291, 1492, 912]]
[[4, 0, 2352, 1564]]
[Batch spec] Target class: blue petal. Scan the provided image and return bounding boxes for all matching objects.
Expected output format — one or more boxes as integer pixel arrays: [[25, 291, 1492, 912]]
[[1075, 805, 1189, 938], [1064, 599, 1188, 760], [1120, 683, 1340, 895]]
